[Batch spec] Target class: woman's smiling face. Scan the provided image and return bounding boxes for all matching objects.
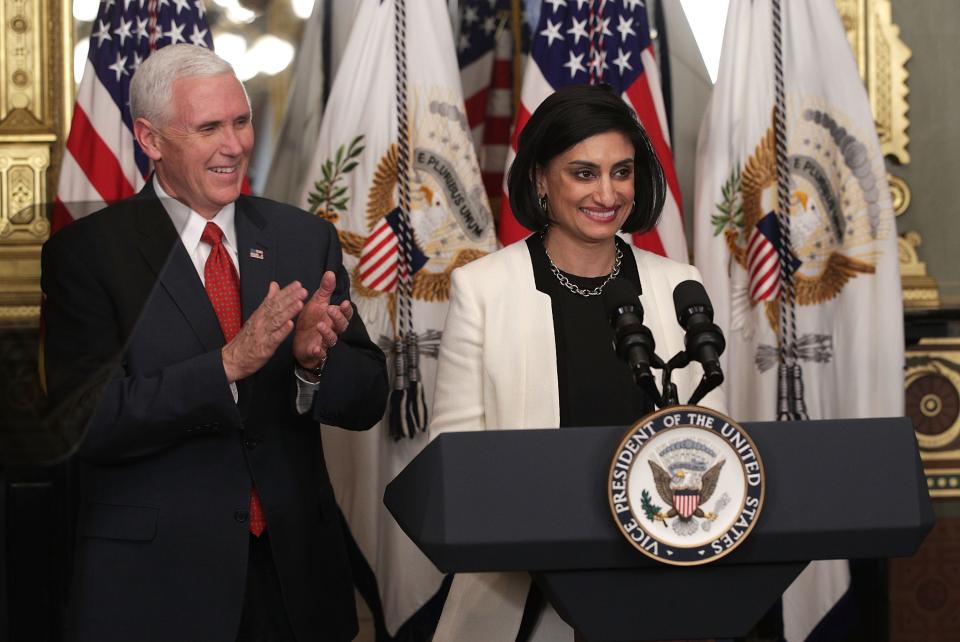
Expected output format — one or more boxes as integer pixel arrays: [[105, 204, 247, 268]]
[[535, 130, 635, 247]]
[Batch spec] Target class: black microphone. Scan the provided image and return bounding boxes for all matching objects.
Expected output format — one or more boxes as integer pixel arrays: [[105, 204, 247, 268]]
[[673, 280, 725, 399], [602, 279, 661, 402]]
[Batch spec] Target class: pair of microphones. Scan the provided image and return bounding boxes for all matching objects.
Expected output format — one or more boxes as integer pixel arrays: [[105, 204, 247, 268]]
[[603, 278, 725, 408]]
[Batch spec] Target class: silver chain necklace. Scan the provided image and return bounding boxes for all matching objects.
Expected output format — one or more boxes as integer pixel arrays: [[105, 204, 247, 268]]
[[543, 241, 623, 298]]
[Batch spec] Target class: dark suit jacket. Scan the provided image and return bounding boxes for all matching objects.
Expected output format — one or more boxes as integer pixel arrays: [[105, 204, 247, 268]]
[[41, 183, 388, 642]]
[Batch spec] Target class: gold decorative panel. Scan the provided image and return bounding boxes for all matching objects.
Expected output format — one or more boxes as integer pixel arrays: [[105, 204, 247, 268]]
[[905, 338, 960, 499], [0, 0, 72, 328], [0, 238, 41, 327], [0, 143, 49, 241], [0, 0, 46, 125], [836, 0, 912, 164]]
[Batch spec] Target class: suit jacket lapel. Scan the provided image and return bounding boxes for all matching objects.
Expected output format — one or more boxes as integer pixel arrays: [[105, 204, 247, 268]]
[[235, 196, 275, 323], [134, 181, 226, 353], [234, 197, 275, 419]]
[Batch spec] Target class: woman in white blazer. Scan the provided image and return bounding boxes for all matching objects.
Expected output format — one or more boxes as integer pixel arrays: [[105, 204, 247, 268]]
[[429, 85, 725, 642]]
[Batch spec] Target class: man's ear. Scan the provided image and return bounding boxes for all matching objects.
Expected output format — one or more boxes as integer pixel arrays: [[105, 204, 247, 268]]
[[133, 117, 163, 162]]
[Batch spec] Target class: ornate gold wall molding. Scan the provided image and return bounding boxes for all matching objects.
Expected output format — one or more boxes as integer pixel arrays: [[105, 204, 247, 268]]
[[836, 0, 912, 164], [0, 0, 72, 328], [899, 232, 940, 309], [888, 172, 911, 216], [835, 1, 942, 309], [0, 143, 49, 239]]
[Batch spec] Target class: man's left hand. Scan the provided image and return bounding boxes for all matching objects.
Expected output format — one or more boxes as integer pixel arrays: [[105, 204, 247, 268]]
[[293, 271, 354, 370]]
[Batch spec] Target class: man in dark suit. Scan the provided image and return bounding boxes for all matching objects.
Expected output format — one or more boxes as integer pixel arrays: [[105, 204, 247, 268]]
[[41, 44, 388, 642]]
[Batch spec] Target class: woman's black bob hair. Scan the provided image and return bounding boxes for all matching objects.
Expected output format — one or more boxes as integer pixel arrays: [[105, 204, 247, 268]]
[[507, 84, 666, 234]]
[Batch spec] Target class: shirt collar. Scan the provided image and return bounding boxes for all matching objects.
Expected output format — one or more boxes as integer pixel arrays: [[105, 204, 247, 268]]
[[153, 174, 237, 252]]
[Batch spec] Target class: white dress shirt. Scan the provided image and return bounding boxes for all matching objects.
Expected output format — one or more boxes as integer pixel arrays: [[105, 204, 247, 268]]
[[154, 176, 318, 413]]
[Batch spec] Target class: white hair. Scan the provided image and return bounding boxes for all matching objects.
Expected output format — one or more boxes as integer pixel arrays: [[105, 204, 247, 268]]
[[129, 44, 249, 126]]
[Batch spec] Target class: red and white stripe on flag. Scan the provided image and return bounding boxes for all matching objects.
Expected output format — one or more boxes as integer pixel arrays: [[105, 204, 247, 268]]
[[478, 27, 514, 200], [357, 217, 400, 293], [747, 227, 780, 302], [54, 0, 213, 233], [457, 0, 515, 203], [497, 0, 688, 262]]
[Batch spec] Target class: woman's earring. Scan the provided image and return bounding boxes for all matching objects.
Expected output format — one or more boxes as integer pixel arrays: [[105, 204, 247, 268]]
[[538, 194, 549, 214]]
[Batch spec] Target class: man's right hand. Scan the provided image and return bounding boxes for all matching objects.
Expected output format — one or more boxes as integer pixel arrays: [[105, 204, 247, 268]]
[[222, 281, 307, 383]]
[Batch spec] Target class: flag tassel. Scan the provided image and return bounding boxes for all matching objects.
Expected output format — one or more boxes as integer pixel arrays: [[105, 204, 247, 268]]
[[789, 363, 809, 421], [404, 333, 428, 434], [388, 338, 409, 440], [777, 362, 792, 421]]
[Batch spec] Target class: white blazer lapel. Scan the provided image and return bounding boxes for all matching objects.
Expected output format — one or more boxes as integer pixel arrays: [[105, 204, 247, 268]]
[[519, 288, 558, 430], [488, 242, 559, 431], [635, 249, 686, 363]]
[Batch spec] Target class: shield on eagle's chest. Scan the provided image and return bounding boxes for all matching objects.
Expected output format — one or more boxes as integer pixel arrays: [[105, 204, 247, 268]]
[[673, 490, 700, 519], [357, 207, 430, 294], [358, 216, 400, 293]]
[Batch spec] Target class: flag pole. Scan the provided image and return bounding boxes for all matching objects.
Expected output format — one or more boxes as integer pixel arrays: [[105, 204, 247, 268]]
[[771, 0, 806, 421]]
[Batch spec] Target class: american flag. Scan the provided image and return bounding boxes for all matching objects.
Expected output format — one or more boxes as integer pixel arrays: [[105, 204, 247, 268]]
[[499, 0, 687, 261], [747, 211, 801, 303], [357, 208, 427, 293], [54, 0, 213, 231], [457, 0, 515, 205], [747, 211, 782, 302]]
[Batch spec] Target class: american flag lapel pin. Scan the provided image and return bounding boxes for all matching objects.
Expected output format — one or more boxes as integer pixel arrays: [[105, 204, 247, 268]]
[[249, 248, 264, 260]]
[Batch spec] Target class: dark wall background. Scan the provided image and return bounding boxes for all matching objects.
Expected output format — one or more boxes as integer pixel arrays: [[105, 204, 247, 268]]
[[891, 0, 960, 304], [0, 328, 74, 642]]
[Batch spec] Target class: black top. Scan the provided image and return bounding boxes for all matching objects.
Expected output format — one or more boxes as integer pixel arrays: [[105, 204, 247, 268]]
[[526, 234, 654, 428]]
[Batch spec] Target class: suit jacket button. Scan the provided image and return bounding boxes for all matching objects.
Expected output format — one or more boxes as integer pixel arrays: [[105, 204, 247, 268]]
[[234, 510, 249, 523], [243, 439, 258, 450]]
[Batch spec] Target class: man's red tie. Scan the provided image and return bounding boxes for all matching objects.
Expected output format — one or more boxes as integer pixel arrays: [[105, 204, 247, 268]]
[[201, 222, 266, 537]]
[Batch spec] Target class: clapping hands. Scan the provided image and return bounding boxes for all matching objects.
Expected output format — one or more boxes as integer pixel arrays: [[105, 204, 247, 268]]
[[220, 271, 353, 383], [292, 271, 354, 371]]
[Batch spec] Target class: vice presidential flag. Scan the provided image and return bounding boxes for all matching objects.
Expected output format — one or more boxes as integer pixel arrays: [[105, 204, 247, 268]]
[[55, 0, 213, 231], [297, 0, 498, 635], [498, 0, 687, 261], [693, 1, 904, 640]]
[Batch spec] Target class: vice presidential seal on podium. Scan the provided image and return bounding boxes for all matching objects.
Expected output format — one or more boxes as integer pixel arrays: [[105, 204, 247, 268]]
[[608, 406, 765, 565]]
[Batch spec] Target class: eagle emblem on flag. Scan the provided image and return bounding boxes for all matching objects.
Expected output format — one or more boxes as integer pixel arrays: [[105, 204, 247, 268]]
[[331, 143, 487, 304], [711, 99, 893, 334], [307, 89, 493, 318]]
